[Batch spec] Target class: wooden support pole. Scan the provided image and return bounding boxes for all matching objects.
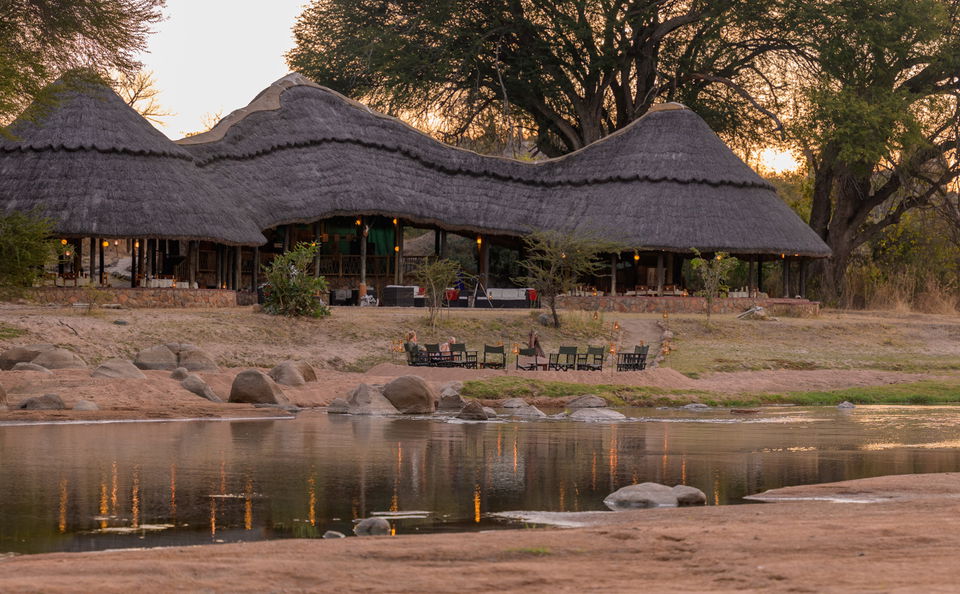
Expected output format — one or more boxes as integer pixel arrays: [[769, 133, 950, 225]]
[[359, 218, 367, 288], [252, 247, 259, 290], [799, 259, 807, 299], [313, 222, 321, 277], [75, 238, 83, 279], [395, 222, 404, 284], [187, 241, 196, 288], [748, 257, 756, 295], [656, 252, 664, 296], [610, 253, 618, 295], [283, 225, 291, 252], [98, 238, 105, 286], [782, 257, 791, 298], [434, 229, 441, 256], [130, 240, 137, 287], [439, 230, 447, 259], [88, 237, 96, 283], [216, 245, 223, 289], [757, 255, 764, 295], [234, 245, 243, 291], [479, 236, 490, 290]]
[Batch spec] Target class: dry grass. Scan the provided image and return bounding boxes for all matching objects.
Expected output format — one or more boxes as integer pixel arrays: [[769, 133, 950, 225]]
[[663, 309, 960, 376]]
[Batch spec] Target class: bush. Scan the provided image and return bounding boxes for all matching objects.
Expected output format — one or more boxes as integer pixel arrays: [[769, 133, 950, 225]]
[[0, 209, 59, 287], [261, 242, 330, 318]]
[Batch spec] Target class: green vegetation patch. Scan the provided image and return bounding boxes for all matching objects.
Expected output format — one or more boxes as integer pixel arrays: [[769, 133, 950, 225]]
[[461, 376, 707, 406], [0, 322, 26, 340], [760, 380, 960, 406], [506, 547, 552, 556]]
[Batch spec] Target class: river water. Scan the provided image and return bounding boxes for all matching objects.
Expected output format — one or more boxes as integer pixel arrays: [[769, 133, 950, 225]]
[[3, 405, 960, 554]]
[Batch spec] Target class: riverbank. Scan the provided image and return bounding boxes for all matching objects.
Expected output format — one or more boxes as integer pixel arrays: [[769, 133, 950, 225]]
[[1, 304, 959, 421], [1, 473, 958, 592]]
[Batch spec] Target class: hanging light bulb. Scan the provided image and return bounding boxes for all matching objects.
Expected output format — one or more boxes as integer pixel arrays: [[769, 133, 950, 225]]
[[134, 240, 139, 249], [633, 251, 639, 261], [392, 218, 398, 225], [101, 240, 109, 248], [60, 239, 68, 245], [113, 240, 119, 246]]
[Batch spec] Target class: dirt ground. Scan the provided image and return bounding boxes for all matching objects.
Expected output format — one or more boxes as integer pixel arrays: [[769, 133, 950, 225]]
[[2, 473, 959, 593]]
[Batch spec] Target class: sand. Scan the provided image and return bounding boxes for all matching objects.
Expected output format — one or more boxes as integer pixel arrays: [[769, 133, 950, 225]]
[[1, 473, 958, 592]]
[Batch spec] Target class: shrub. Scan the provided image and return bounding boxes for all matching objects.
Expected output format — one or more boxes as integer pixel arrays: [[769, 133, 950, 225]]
[[261, 242, 330, 318], [0, 209, 59, 287]]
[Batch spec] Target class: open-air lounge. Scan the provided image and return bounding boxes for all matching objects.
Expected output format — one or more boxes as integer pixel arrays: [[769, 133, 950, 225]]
[[0, 73, 831, 310]]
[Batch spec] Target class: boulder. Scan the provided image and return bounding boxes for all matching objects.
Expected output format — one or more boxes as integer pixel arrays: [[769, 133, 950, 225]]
[[0, 344, 55, 370], [182, 374, 222, 402], [501, 398, 528, 409], [439, 381, 463, 398], [134, 345, 178, 370], [291, 360, 317, 383], [170, 367, 190, 380], [327, 398, 350, 414], [354, 517, 391, 536], [382, 376, 437, 414], [346, 384, 398, 415], [482, 407, 498, 418], [17, 393, 66, 410], [0, 383, 5, 406], [322, 531, 346, 539], [569, 408, 626, 421], [510, 405, 546, 419], [672, 485, 707, 506], [91, 359, 146, 379], [73, 400, 100, 411], [178, 348, 219, 372], [11, 362, 53, 374], [604, 483, 678, 509], [457, 400, 488, 421], [567, 394, 608, 409], [838, 401, 856, 409], [228, 370, 288, 405], [537, 313, 551, 326], [437, 393, 468, 412], [268, 360, 308, 387], [31, 348, 86, 370], [682, 403, 710, 410]]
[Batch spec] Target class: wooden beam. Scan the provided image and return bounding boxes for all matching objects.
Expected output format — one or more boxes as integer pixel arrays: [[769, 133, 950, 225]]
[[799, 259, 807, 299], [252, 247, 259, 290], [781, 257, 790, 298], [130, 240, 137, 287], [98, 238, 105, 286], [187, 241, 196, 288], [610, 253, 618, 295], [234, 246, 243, 291], [313, 222, 321, 277], [756, 255, 764, 295], [656, 252, 664, 296]]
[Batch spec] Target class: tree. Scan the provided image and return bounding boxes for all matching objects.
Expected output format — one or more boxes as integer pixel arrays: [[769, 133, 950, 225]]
[[783, 0, 960, 301], [180, 110, 224, 138], [413, 258, 461, 328], [114, 69, 173, 125], [261, 243, 330, 318], [0, 0, 165, 127], [690, 249, 738, 322], [515, 230, 611, 328], [286, 0, 789, 156], [0, 209, 59, 287]]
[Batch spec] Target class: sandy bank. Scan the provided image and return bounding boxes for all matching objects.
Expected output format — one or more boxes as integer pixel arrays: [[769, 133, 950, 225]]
[[1, 473, 958, 592]]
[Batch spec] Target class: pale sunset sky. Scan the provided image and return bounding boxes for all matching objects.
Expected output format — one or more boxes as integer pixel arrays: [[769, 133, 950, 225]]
[[140, 0, 307, 138], [139, 1, 798, 172]]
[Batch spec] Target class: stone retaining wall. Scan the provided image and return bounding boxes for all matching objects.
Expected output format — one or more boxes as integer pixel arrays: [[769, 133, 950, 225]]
[[557, 295, 820, 317], [23, 287, 240, 308]]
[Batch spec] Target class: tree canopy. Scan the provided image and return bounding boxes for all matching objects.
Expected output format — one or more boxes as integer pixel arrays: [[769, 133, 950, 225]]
[[0, 0, 165, 126], [287, 0, 789, 156]]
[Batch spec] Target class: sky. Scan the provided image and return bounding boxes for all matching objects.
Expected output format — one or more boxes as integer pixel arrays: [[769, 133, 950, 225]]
[[140, 0, 307, 138]]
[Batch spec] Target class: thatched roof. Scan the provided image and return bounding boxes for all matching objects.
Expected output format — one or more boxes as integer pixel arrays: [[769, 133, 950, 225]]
[[0, 80, 265, 245], [0, 74, 830, 257]]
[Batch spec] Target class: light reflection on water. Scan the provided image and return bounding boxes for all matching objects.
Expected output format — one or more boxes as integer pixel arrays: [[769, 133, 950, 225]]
[[3, 405, 960, 554]]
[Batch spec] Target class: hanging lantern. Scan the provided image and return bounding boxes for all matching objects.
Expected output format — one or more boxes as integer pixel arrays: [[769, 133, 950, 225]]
[[64, 251, 71, 257], [355, 218, 362, 226], [392, 218, 398, 225], [633, 251, 639, 262], [60, 239, 68, 245], [476, 236, 482, 246], [101, 240, 109, 248], [394, 245, 400, 253], [134, 240, 140, 249], [113, 240, 119, 246]]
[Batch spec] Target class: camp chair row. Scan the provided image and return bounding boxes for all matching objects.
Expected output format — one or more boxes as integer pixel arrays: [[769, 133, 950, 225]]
[[515, 345, 650, 372], [408, 344, 507, 369], [516, 345, 607, 372]]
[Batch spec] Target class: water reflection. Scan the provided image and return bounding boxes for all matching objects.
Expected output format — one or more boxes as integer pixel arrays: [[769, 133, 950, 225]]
[[4, 406, 960, 553]]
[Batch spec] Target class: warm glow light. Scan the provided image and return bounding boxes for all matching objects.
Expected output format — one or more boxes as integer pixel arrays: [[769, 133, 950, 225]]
[[355, 218, 362, 226], [613, 321, 620, 331], [756, 148, 801, 175], [392, 218, 398, 225], [113, 240, 119, 246], [476, 236, 482, 246], [60, 239, 67, 245], [134, 241, 139, 249], [394, 245, 400, 252], [633, 251, 639, 261], [101, 240, 109, 247], [64, 251, 71, 257]]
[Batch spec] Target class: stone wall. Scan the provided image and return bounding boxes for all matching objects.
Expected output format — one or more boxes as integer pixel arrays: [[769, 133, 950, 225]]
[[557, 295, 820, 317], [24, 287, 241, 308]]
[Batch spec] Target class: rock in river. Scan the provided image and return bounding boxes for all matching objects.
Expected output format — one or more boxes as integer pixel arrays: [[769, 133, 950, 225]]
[[354, 517, 391, 536], [457, 400, 488, 421], [567, 394, 608, 409], [229, 370, 288, 405], [569, 408, 626, 421], [17, 393, 66, 410], [604, 482, 707, 510], [382, 376, 437, 414], [346, 384, 398, 415]]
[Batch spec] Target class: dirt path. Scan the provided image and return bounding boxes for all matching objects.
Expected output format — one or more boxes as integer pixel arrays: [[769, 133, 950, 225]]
[[2, 473, 958, 592]]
